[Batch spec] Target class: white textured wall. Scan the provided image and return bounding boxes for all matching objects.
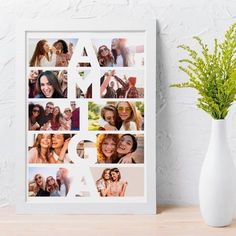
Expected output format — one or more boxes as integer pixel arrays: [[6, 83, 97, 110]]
[[0, 0, 236, 206]]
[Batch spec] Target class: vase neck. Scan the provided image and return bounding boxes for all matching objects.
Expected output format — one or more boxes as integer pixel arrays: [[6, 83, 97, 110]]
[[210, 119, 227, 141]]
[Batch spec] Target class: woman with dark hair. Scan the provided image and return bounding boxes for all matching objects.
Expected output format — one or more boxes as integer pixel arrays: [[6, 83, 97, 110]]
[[112, 38, 144, 67], [100, 70, 118, 98], [29, 39, 56, 67], [28, 70, 41, 98], [96, 168, 111, 197], [47, 106, 63, 131], [28, 103, 44, 130], [108, 168, 128, 197], [114, 134, 138, 164], [97, 45, 114, 67], [100, 73, 117, 98], [109, 70, 139, 98], [35, 71, 64, 98], [51, 134, 73, 163], [53, 39, 73, 66]]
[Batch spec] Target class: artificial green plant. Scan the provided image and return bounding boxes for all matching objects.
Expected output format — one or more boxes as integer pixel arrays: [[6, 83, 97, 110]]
[[171, 23, 236, 119]]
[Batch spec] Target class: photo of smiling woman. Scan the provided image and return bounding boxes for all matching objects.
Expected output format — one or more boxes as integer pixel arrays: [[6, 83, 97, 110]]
[[28, 134, 53, 163], [28, 167, 71, 197], [29, 39, 57, 67], [45, 176, 60, 197], [96, 134, 144, 164], [114, 134, 138, 164], [28, 133, 73, 164], [92, 167, 144, 197], [34, 71, 65, 98], [96, 134, 119, 163], [28, 103, 44, 131], [95, 168, 128, 197], [88, 101, 144, 131], [96, 168, 111, 196], [28, 174, 49, 197], [116, 101, 142, 131], [109, 168, 128, 197], [29, 38, 76, 67], [58, 70, 68, 97], [28, 101, 80, 131], [99, 105, 120, 131], [97, 45, 114, 67], [53, 39, 73, 67]]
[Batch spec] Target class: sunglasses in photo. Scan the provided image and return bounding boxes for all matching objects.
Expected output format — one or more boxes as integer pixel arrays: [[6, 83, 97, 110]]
[[32, 109, 40, 113], [46, 105, 54, 110], [47, 178, 54, 182], [99, 47, 109, 52], [117, 106, 132, 112], [35, 176, 42, 181]]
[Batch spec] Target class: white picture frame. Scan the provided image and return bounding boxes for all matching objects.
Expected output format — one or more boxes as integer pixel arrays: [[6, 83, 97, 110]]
[[16, 19, 156, 214]]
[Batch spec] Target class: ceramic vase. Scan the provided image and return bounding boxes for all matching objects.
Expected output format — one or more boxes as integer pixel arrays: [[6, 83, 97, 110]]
[[199, 119, 236, 227]]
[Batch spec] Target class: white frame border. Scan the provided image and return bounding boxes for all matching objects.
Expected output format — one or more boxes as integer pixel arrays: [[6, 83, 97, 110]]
[[16, 19, 156, 214]]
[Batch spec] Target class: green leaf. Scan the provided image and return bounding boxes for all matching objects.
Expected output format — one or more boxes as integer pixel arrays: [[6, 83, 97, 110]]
[[171, 23, 236, 119]]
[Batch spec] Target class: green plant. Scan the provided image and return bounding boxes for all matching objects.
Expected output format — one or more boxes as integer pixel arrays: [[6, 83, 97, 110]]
[[171, 23, 236, 119]]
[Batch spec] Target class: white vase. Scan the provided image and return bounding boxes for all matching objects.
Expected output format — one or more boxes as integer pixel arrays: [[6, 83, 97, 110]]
[[199, 119, 236, 227]]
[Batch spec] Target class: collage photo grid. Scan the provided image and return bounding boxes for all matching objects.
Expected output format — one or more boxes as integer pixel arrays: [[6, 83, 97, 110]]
[[27, 34, 145, 201]]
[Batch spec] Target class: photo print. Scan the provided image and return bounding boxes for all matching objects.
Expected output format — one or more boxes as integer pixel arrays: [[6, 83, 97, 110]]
[[28, 166, 72, 197], [100, 69, 144, 99], [91, 167, 144, 197], [28, 69, 68, 98], [88, 101, 144, 131], [24, 29, 149, 208], [28, 133, 143, 164], [91, 38, 144, 67], [28, 100, 80, 131], [28, 38, 78, 67], [96, 133, 144, 164]]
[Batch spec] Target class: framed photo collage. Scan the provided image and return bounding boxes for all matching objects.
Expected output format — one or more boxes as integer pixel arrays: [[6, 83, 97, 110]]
[[16, 20, 156, 214]]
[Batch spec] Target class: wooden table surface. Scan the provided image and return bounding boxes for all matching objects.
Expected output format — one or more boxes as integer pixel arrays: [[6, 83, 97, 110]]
[[0, 205, 235, 235]]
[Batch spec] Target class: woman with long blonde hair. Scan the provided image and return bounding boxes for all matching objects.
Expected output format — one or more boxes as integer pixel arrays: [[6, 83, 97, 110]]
[[58, 70, 68, 97], [116, 101, 142, 130], [28, 174, 49, 197]]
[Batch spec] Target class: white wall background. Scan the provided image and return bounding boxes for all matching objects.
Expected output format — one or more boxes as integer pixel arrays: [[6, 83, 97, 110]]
[[0, 0, 236, 206]]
